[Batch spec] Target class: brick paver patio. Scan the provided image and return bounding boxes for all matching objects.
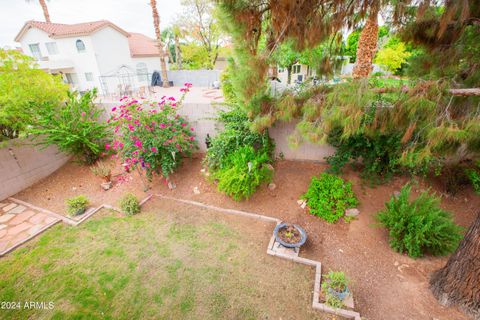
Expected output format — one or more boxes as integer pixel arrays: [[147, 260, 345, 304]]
[[0, 201, 60, 256]]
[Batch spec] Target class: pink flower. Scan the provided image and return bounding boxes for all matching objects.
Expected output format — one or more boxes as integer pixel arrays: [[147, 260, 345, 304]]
[[134, 140, 143, 148], [151, 147, 158, 153], [189, 136, 195, 141], [128, 124, 135, 132], [190, 127, 195, 131], [159, 123, 166, 128], [105, 143, 111, 150], [81, 112, 86, 117], [184, 83, 192, 88], [111, 107, 117, 112], [168, 97, 176, 101], [181, 123, 187, 127]]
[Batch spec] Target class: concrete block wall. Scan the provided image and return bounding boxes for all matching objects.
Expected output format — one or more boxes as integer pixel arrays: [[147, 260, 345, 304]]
[[100, 102, 334, 159], [0, 138, 69, 201]]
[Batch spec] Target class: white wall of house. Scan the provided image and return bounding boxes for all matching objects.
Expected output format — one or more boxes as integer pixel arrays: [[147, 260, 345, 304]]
[[132, 56, 162, 86], [19, 28, 102, 92]]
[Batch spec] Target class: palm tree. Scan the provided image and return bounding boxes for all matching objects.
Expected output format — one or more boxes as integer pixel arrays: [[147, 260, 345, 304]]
[[149, 0, 170, 88], [26, 0, 51, 23], [172, 25, 183, 70], [352, 7, 379, 79]]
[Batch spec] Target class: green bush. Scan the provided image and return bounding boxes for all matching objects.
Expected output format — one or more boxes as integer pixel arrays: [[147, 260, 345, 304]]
[[377, 184, 463, 258], [0, 49, 68, 140], [302, 173, 358, 223], [206, 107, 274, 170], [466, 161, 480, 194], [326, 128, 403, 184], [212, 146, 273, 201], [31, 89, 110, 164], [321, 271, 350, 308], [119, 193, 140, 216], [65, 195, 89, 216]]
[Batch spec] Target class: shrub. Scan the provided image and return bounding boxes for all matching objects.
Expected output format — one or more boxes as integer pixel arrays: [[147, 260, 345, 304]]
[[90, 162, 112, 181], [110, 84, 198, 179], [321, 271, 350, 309], [0, 49, 68, 140], [326, 128, 403, 184], [119, 193, 140, 216], [302, 173, 358, 223], [212, 146, 273, 201], [466, 161, 480, 194], [65, 195, 89, 216], [376, 184, 463, 258], [31, 89, 110, 164], [206, 107, 274, 170]]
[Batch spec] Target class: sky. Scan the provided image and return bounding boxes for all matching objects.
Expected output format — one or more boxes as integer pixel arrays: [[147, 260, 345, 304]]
[[0, 0, 183, 47]]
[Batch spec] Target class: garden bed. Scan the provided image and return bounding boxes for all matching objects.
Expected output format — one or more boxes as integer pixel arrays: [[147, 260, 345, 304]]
[[13, 156, 479, 320]]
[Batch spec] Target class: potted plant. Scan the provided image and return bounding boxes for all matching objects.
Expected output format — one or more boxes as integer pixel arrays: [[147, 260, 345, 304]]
[[91, 162, 112, 190], [66, 195, 89, 217], [273, 222, 307, 248], [321, 271, 350, 308]]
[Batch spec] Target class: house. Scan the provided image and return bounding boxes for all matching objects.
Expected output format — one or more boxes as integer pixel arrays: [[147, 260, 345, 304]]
[[14, 20, 168, 95]]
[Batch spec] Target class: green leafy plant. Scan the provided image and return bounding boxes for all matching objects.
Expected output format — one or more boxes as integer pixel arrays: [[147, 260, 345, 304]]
[[377, 184, 463, 258], [110, 84, 197, 180], [466, 161, 480, 194], [0, 49, 68, 140], [212, 146, 273, 201], [65, 195, 89, 217], [302, 173, 358, 223], [31, 89, 110, 164], [206, 107, 274, 171], [119, 193, 141, 216], [321, 271, 349, 309]]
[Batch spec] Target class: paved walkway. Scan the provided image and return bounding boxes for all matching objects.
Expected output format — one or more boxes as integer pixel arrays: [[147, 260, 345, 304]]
[[0, 201, 60, 256]]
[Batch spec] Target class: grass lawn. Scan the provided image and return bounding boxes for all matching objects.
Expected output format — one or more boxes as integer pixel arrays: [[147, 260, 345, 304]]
[[0, 199, 322, 320]]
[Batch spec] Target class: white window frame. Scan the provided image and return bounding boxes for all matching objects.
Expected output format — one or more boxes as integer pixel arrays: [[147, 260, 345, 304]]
[[29, 43, 42, 60], [85, 72, 94, 82], [45, 42, 59, 55]]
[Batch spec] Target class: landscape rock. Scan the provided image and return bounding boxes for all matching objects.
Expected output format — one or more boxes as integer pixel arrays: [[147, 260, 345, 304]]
[[193, 187, 200, 194], [168, 181, 176, 190], [297, 199, 304, 205], [300, 201, 307, 209], [268, 183, 276, 191], [345, 208, 360, 217]]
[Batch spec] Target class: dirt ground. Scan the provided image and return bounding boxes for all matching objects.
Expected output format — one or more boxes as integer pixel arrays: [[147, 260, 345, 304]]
[[15, 154, 480, 320]]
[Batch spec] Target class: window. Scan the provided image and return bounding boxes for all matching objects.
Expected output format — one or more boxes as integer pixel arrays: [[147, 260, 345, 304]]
[[65, 73, 78, 84], [136, 62, 148, 82], [76, 39, 86, 52], [292, 65, 301, 74], [28, 43, 42, 60], [45, 42, 59, 55], [85, 72, 94, 82]]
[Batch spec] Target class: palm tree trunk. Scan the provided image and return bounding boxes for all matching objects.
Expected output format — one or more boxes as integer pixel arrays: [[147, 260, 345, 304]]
[[39, 0, 51, 23], [149, 0, 170, 88], [352, 10, 379, 79], [174, 34, 182, 69], [430, 212, 480, 319]]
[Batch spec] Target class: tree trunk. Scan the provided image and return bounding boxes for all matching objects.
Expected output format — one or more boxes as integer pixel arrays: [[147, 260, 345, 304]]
[[430, 213, 480, 319], [174, 34, 182, 70], [287, 65, 292, 84], [149, 0, 170, 88], [352, 10, 379, 79], [39, 0, 51, 23]]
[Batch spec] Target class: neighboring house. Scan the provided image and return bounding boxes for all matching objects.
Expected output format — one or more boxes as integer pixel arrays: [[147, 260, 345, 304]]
[[15, 20, 168, 95]]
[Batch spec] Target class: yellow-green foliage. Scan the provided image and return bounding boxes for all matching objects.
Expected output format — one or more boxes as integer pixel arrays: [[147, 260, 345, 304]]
[[374, 42, 411, 73]]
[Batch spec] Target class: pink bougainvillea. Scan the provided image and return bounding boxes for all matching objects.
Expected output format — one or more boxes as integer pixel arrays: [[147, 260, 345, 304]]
[[108, 85, 198, 179]]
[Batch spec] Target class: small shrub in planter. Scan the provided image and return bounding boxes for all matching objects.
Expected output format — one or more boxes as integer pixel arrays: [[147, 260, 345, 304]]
[[321, 271, 350, 309], [302, 173, 358, 223], [376, 184, 463, 258], [119, 193, 140, 216], [212, 146, 273, 201], [66, 195, 89, 216]]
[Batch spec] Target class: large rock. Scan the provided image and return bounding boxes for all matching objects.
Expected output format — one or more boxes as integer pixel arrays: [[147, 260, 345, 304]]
[[345, 208, 360, 217]]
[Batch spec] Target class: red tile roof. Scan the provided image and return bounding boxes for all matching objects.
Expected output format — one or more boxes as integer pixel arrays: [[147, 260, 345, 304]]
[[128, 32, 160, 57], [15, 20, 130, 41]]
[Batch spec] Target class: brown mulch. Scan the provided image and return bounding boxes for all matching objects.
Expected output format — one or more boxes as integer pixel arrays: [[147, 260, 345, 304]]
[[14, 154, 480, 320]]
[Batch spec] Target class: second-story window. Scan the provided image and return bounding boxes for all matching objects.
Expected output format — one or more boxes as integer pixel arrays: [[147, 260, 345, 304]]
[[28, 43, 42, 60], [45, 42, 59, 55], [76, 40, 86, 53]]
